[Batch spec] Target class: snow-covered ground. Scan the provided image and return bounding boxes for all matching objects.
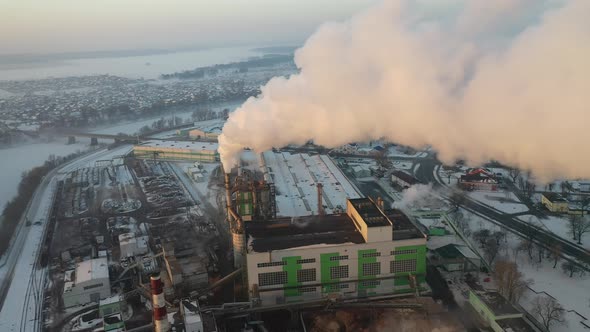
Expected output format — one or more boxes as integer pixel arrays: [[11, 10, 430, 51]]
[[261, 151, 361, 217], [457, 210, 590, 331], [392, 160, 413, 170], [0, 140, 95, 221], [468, 191, 529, 214], [519, 215, 590, 251]]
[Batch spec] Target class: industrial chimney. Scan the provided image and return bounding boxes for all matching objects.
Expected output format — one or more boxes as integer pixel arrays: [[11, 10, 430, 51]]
[[317, 183, 325, 216], [150, 274, 170, 332]]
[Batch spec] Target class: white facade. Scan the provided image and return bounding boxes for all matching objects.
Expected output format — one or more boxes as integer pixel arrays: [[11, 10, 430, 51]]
[[246, 237, 426, 306], [63, 258, 111, 308]]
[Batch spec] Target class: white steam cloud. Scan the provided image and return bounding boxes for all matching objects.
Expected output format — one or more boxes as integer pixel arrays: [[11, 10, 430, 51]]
[[219, 0, 590, 181]]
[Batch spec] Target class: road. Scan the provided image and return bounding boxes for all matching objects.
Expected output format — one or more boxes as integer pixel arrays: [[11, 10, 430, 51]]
[[413, 157, 590, 266]]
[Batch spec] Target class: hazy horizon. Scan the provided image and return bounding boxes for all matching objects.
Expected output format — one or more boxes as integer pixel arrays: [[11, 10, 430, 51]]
[[0, 0, 377, 56]]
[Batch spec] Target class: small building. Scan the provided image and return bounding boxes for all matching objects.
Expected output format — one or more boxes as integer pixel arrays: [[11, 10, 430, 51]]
[[458, 168, 500, 191], [391, 170, 420, 189], [181, 300, 204, 332], [431, 244, 479, 272], [63, 258, 111, 308], [468, 290, 535, 332], [541, 192, 569, 213], [119, 233, 149, 258]]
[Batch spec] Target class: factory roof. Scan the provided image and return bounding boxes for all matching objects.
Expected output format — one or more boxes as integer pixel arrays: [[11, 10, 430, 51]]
[[246, 214, 365, 252], [136, 140, 218, 151], [76, 257, 109, 284], [496, 317, 536, 332], [475, 291, 522, 317], [391, 170, 420, 185], [348, 198, 392, 227], [259, 151, 361, 217], [385, 209, 425, 240]]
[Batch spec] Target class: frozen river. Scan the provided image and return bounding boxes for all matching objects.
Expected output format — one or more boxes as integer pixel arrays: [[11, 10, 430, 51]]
[[0, 46, 261, 81]]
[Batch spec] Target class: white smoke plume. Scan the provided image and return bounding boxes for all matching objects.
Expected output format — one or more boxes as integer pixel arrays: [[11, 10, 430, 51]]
[[219, 0, 590, 181], [392, 183, 435, 210]]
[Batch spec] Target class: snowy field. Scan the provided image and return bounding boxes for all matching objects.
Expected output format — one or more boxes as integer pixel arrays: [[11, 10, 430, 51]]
[[519, 215, 590, 251], [262, 151, 361, 217], [392, 160, 413, 170], [0, 140, 95, 218], [468, 191, 529, 214]]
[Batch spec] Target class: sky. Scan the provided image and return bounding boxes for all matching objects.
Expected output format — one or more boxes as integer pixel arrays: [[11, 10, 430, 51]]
[[0, 0, 377, 55]]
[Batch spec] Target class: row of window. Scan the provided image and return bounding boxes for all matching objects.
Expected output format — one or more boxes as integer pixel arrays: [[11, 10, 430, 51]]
[[297, 258, 316, 264], [83, 283, 104, 291], [329, 255, 349, 261], [257, 259, 417, 286], [257, 261, 286, 268], [257, 250, 418, 269], [391, 249, 418, 256]]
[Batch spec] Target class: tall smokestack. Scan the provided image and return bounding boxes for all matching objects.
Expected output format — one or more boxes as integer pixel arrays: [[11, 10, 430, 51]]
[[150, 274, 169, 332], [317, 183, 324, 216]]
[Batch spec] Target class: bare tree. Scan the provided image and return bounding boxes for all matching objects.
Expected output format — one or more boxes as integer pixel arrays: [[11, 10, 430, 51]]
[[453, 210, 472, 237], [492, 230, 506, 245], [508, 168, 521, 183], [524, 181, 536, 199], [569, 215, 590, 244], [473, 229, 491, 247], [532, 296, 565, 331], [449, 190, 467, 211], [561, 261, 582, 278], [493, 260, 533, 302], [549, 243, 561, 269], [484, 238, 500, 264], [519, 238, 534, 260], [535, 243, 545, 263]]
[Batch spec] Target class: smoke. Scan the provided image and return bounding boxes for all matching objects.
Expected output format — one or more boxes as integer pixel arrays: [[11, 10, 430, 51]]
[[219, 0, 590, 181], [392, 183, 435, 210]]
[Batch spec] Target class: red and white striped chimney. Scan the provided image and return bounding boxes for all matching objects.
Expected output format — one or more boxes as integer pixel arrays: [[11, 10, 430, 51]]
[[150, 274, 170, 332]]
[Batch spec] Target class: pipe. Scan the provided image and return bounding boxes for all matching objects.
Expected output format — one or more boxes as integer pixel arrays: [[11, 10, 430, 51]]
[[317, 183, 324, 216], [150, 274, 170, 332], [224, 173, 233, 223]]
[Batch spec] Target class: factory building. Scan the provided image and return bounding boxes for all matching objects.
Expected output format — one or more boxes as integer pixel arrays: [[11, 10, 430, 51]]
[[391, 170, 421, 189], [541, 192, 569, 213], [133, 140, 219, 162], [63, 257, 111, 307], [188, 127, 222, 140], [244, 198, 427, 306]]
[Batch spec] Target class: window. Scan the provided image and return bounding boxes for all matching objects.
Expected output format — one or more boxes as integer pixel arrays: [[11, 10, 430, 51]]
[[362, 252, 381, 258], [83, 283, 104, 291], [390, 259, 417, 273], [297, 268, 317, 283], [329, 255, 349, 261], [258, 271, 288, 286], [326, 283, 350, 291], [362, 262, 381, 276], [360, 280, 380, 288], [257, 261, 286, 268], [330, 265, 349, 279], [298, 286, 317, 293], [297, 258, 316, 264], [391, 249, 417, 255]]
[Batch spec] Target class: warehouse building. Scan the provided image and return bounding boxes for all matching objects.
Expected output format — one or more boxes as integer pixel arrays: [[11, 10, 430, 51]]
[[391, 170, 420, 189], [244, 198, 427, 306], [133, 140, 219, 162], [63, 257, 111, 307]]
